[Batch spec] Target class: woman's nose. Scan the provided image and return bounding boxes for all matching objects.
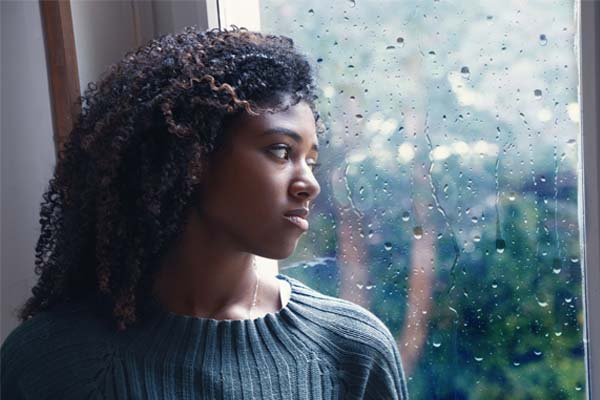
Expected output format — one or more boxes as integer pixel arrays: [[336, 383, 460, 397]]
[[289, 168, 321, 202]]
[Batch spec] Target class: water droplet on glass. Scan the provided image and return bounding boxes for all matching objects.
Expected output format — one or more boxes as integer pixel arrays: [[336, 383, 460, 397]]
[[396, 37, 405, 47], [570, 256, 579, 263], [355, 114, 364, 120], [508, 192, 517, 201], [443, 184, 449, 193], [413, 226, 423, 239], [474, 356, 484, 362], [460, 66, 470, 78], [565, 297, 573, 303], [537, 299, 548, 308], [474, 235, 481, 242], [317, 57, 323, 63], [566, 138, 576, 146], [401, 211, 410, 222], [386, 45, 395, 50], [496, 239, 506, 254], [356, 283, 364, 289], [384, 242, 393, 251], [432, 341, 442, 348], [539, 33, 548, 46], [471, 216, 478, 224], [513, 361, 521, 367], [308, 8, 314, 14], [365, 284, 376, 290], [491, 281, 498, 289], [540, 176, 547, 182], [575, 385, 583, 392], [554, 331, 562, 337], [533, 350, 543, 356], [534, 89, 543, 99], [552, 258, 561, 274]]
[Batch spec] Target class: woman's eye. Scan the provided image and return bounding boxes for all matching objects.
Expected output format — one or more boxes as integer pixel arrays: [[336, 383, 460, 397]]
[[269, 145, 291, 160]]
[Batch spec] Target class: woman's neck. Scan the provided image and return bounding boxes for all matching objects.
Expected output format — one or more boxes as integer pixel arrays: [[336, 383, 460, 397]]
[[152, 211, 281, 319]]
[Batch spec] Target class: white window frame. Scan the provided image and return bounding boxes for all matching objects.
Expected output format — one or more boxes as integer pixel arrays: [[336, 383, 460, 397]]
[[206, 1, 599, 397]]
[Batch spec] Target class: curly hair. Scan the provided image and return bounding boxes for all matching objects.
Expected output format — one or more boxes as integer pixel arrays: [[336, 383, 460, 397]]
[[19, 26, 319, 330]]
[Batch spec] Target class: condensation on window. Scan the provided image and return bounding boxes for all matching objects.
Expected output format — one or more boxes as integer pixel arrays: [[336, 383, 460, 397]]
[[261, 1, 585, 398]]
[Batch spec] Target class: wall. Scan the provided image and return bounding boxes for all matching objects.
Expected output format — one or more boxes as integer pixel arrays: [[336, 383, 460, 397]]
[[1, 1, 56, 342]]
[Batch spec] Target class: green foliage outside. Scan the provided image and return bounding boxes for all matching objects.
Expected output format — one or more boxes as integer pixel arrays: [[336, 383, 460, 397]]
[[261, 0, 585, 398]]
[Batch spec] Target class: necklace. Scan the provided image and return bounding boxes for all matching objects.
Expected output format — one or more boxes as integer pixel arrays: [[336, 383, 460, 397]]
[[248, 257, 260, 319]]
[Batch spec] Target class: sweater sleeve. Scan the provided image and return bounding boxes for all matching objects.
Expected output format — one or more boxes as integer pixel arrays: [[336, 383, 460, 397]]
[[362, 327, 409, 400]]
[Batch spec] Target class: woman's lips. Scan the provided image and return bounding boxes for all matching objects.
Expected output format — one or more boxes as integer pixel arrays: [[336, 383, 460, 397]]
[[283, 215, 309, 231]]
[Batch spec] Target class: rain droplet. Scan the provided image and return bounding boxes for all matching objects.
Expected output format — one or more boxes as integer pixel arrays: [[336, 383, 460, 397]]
[[471, 216, 479, 224], [552, 258, 561, 274], [386, 45, 395, 50], [432, 341, 442, 348], [575, 385, 583, 392], [401, 211, 410, 222], [317, 57, 323, 63], [491, 281, 498, 289], [460, 66, 470, 78], [508, 192, 517, 201], [384, 242, 393, 251], [413, 226, 423, 239], [554, 331, 562, 337], [474, 235, 481, 242], [496, 239, 506, 254], [474, 356, 484, 362], [570, 256, 579, 263], [513, 361, 521, 367], [443, 184, 449, 193], [356, 283, 364, 289], [533, 350, 543, 356], [537, 299, 549, 308], [308, 8, 314, 14], [539, 33, 548, 46], [355, 114, 364, 120], [565, 297, 573, 303], [534, 89, 543, 99], [365, 284, 376, 290], [566, 138, 576, 146], [396, 37, 405, 47]]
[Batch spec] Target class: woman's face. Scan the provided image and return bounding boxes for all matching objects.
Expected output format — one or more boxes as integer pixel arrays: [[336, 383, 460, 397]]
[[196, 100, 321, 259]]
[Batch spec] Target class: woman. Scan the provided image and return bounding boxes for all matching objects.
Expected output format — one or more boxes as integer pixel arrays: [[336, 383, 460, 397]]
[[1, 27, 408, 399]]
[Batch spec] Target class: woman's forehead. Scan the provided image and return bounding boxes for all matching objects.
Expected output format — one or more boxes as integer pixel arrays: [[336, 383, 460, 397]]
[[231, 101, 318, 145]]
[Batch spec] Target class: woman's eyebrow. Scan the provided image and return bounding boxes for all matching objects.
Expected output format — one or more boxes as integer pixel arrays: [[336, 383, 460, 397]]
[[263, 128, 319, 152]]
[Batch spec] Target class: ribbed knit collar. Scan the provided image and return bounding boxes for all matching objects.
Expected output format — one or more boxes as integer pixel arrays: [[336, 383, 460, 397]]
[[139, 273, 299, 331]]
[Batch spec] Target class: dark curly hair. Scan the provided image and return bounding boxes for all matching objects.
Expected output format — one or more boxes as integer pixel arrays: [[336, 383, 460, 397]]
[[19, 26, 319, 330]]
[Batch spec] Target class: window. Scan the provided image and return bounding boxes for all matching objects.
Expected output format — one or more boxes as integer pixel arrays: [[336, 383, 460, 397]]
[[216, 1, 597, 398]]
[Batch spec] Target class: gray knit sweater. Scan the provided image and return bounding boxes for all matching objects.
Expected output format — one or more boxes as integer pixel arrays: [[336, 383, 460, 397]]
[[1, 274, 409, 399]]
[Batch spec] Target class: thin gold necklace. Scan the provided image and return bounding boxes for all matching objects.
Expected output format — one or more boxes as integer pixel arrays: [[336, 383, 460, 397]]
[[248, 257, 259, 319]]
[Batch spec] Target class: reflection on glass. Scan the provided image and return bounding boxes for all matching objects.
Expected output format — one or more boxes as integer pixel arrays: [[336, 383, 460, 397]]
[[261, 1, 585, 398]]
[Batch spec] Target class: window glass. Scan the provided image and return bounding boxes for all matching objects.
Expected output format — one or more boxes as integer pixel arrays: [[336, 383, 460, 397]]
[[260, 1, 586, 398]]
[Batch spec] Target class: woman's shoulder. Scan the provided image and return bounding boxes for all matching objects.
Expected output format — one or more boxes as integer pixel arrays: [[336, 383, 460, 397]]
[[1, 302, 118, 399], [1, 301, 113, 369], [283, 275, 397, 347]]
